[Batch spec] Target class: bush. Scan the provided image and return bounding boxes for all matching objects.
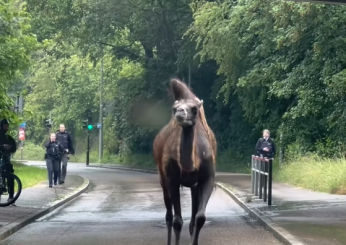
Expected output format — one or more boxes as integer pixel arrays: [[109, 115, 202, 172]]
[[101, 153, 155, 169], [13, 141, 45, 161], [216, 148, 251, 173]]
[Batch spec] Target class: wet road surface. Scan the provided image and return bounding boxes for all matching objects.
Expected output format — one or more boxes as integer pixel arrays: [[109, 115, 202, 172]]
[[1, 164, 282, 245]]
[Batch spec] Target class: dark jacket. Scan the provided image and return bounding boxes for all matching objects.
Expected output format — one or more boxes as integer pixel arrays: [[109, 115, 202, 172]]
[[0, 131, 17, 155], [55, 130, 75, 155], [44, 140, 65, 160], [255, 137, 276, 158]]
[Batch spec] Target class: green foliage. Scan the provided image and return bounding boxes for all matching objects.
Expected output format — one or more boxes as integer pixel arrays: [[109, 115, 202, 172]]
[[275, 154, 346, 194], [23, 43, 100, 144], [216, 148, 251, 173], [109, 153, 154, 169], [189, 0, 346, 154], [0, 0, 38, 123], [13, 141, 45, 161], [23, 0, 197, 156]]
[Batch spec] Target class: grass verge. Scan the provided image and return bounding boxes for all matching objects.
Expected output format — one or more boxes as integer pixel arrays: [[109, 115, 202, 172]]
[[13, 141, 251, 173], [15, 141, 346, 194], [275, 154, 346, 194], [95, 151, 251, 173], [12, 161, 47, 189]]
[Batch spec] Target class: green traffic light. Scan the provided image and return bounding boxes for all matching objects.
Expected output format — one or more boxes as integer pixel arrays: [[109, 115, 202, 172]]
[[87, 125, 93, 130]]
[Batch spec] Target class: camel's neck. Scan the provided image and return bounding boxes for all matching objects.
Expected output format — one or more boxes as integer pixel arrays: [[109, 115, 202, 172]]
[[179, 126, 195, 171]]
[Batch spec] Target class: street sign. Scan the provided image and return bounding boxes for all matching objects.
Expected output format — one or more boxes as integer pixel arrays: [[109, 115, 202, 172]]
[[20, 122, 26, 128], [97, 123, 101, 129], [18, 128, 25, 141]]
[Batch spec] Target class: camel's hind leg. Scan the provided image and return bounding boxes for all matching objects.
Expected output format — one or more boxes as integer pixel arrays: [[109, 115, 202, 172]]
[[161, 181, 173, 245], [190, 177, 214, 245]]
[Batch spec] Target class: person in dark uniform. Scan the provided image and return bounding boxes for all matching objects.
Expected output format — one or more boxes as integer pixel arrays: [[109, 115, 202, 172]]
[[44, 133, 65, 187], [0, 119, 17, 204], [55, 124, 74, 184], [255, 129, 276, 159]]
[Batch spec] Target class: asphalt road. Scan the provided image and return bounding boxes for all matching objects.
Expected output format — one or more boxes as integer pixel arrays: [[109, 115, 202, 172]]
[[1, 163, 282, 245]]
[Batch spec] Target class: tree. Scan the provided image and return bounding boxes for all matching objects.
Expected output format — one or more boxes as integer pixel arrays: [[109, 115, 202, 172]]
[[189, 0, 346, 156], [0, 0, 38, 123]]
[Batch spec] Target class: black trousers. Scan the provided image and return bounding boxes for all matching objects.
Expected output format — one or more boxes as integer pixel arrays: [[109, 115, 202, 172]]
[[4, 163, 14, 199], [46, 158, 60, 186]]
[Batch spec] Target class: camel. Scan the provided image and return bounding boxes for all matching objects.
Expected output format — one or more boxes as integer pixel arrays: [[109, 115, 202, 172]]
[[153, 78, 217, 245]]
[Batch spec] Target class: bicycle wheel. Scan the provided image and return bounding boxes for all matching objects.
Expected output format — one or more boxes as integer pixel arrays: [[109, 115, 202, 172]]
[[0, 173, 22, 207]]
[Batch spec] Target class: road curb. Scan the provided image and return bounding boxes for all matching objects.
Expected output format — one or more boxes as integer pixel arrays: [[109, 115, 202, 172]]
[[216, 182, 305, 245], [87, 164, 158, 174], [0, 177, 90, 242]]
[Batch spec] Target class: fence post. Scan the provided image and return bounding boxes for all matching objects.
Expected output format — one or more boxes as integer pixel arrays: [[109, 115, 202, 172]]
[[263, 158, 268, 202], [268, 159, 273, 206], [251, 155, 255, 193], [254, 156, 258, 196], [259, 157, 263, 199]]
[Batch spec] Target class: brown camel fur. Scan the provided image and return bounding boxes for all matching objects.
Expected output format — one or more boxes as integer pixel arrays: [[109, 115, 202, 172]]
[[153, 78, 217, 245]]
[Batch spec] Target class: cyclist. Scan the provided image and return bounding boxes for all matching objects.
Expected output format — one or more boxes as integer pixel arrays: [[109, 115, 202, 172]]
[[0, 119, 17, 205]]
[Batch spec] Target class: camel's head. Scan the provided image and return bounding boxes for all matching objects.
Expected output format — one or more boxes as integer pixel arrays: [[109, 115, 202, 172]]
[[173, 99, 203, 127]]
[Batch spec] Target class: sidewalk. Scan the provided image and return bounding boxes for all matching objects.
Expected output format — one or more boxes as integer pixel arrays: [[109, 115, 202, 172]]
[[0, 174, 89, 241], [216, 174, 346, 245]]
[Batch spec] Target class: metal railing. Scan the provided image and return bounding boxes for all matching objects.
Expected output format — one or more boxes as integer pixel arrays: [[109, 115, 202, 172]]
[[251, 155, 273, 206]]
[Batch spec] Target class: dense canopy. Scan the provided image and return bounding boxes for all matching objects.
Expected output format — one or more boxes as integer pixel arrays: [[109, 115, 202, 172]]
[[3, 0, 346, 168]]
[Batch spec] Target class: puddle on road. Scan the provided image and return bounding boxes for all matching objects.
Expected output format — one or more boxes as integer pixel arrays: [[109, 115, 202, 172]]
[[281, 222, 346, 245]]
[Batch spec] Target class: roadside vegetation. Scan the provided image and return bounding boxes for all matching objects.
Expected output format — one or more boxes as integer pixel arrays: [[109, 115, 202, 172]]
[[13, 142, 251, 173], [13, 141, 346, 194], [275, 155, 346, 194], [4, 0, 346, 194], [12, 161, 47, 189]]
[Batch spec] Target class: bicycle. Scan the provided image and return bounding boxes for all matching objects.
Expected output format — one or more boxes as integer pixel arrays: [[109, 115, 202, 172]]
[[0, 145, 22, 207]]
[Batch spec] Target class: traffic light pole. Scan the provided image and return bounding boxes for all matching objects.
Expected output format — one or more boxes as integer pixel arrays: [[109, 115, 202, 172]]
[[85, 109, 92, 166], [99, 48, 104, 162], [86, 131, 90, 166]]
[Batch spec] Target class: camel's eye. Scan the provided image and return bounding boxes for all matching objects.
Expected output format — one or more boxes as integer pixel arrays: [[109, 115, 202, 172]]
[[191, 107, 197, 115], [173, 107, 177, 113]]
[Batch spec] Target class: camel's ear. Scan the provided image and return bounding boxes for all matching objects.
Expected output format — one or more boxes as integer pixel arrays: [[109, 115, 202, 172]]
[[198, 100, 204, 108]]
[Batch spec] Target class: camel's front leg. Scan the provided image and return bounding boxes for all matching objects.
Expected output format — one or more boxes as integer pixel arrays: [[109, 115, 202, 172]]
[[189, 185, 199, 238], [190, 177, 214, 245], [169, 183, 183, 245]]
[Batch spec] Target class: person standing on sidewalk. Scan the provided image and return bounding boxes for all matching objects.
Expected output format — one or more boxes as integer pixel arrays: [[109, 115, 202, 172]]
[[0, 119, 17, 204], [55, 124, 74, 184], [44, 133, 65, 187], [255, 129, 276, 159]]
